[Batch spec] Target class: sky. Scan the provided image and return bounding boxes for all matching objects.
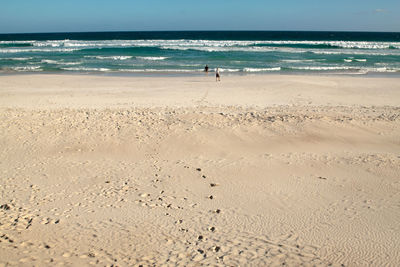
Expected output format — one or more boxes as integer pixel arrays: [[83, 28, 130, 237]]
[[1, 0, 399, 33]]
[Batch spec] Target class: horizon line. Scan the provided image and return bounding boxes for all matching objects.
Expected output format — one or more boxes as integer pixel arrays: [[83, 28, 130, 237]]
[[1, 29, 400, 35]]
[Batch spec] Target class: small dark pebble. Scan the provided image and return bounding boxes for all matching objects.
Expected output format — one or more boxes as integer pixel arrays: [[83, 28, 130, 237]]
[[318, 176, 327, 180], [209, 226, 215, 232], [105, 181, 110, 184], [196, 168, 201, 172], [45, 245, 50, 249], [198, 235, 203, 240], [210, 183, 217, 187], [197, 249, 204, 254], [88, 252, 95, 258], [202, 175, 206, 179], [214, 246, 221, 252], [208, 195, 214, 200], [215, 209, 221, 214]]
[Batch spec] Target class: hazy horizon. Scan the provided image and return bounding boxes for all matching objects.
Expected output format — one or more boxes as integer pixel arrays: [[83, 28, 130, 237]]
[[1, 30, 400, 35]]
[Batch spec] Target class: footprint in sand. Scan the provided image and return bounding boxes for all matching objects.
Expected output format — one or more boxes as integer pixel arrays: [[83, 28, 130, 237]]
[[213, 246, 221, 252]]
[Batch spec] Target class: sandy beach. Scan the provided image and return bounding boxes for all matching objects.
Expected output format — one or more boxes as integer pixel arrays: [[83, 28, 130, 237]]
[[0, 74, 399, 266]]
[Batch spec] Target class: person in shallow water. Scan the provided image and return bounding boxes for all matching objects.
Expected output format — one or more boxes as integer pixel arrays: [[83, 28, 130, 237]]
[[216, 68, 221, 82], [204, 65, 209, 73]]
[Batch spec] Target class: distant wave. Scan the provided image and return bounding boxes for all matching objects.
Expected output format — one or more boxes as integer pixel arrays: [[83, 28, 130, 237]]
[[4, 65, 399, 74], [12, 66, 42, 71], [117, 68, 200, 73], [281, 59, 321, 63], [343, 58, 367, 63], [2, 39, 400, 57], [136, 56, 169, 61], [84, 55, 133, 60], [289, 66, 356, 71], [310, 50, 399, 56], [61, 67, 111, 72], [243, 67, 281, 72], [41, 59, 82, 65], [0, 48, 79, 53], [2, 57, 33, 61], [1, 39, 399, 50], [1, 36, 399, 75]]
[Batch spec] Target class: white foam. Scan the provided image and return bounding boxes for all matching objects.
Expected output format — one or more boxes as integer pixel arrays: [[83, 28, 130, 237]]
[[0, 40, 35, 44], [290, 66, 355, 71], [281, 59, 318, 63], [12, 66, 42, 71], [291, 66, 398, 73], [41, 59, 82, 65], [62, 62, 82, 65], [0, 48, 79, 53], [61, 67, 111, 72], [136, 56, 169, 61], [117, 69, 200, 73], [41, 59, 59, 64], [310, 50, 400, 56], [3, 39, 399, 51], [243, 67, 281, 72], [219, 68, 241, 72], [85, 55, 133, 60], [3, 57, 33, 61], [366, 67, 398, 73]]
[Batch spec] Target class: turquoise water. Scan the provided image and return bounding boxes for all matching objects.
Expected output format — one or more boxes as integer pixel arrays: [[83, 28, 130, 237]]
[[1, 31, 400, 75]]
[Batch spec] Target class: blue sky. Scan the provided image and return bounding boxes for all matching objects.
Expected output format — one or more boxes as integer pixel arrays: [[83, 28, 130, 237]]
[[1, 0, 399, 33]]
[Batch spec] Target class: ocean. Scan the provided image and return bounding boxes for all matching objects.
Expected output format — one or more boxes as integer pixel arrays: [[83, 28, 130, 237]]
[[1, 31, 400, 75]]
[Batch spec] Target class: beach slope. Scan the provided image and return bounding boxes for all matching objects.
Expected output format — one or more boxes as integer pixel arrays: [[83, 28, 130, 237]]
[[0, 74, 399, 266]]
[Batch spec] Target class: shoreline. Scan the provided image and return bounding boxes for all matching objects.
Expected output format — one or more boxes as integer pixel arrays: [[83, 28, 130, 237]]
[[1, 70, 400, 79]]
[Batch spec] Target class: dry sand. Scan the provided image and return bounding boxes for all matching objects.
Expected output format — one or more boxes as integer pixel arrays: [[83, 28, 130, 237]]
[[0, 74, 399, 266]]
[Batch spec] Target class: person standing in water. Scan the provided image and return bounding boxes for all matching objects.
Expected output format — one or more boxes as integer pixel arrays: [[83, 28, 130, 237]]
[[216, 67, 220, 82], [204, 65, 209, 73]]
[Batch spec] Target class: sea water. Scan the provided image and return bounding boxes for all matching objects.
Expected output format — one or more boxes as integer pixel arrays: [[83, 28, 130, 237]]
[[1, 31, 399, 75]]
